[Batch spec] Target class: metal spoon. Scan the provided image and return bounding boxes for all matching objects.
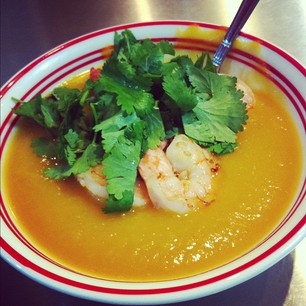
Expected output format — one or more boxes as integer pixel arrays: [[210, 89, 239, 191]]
[[212, 0, 260, 71]]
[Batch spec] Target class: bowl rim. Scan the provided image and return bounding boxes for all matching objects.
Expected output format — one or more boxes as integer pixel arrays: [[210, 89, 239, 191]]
[[1, 20, 306, 94], [1, 20, 306, 305]]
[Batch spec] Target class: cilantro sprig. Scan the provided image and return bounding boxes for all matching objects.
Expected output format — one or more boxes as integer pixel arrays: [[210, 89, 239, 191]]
[[13, 29, 249, 213]]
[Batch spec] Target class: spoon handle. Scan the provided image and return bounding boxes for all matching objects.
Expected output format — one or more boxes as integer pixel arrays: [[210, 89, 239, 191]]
[[212, 0, 260, 69]]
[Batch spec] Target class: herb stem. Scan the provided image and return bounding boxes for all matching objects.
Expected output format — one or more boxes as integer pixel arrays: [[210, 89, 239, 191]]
[[90, 103, 99, 143]]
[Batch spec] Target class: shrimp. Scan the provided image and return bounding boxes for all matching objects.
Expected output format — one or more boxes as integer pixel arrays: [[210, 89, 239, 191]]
[[77, 136, 219, 213], [138, 134, 219, 214], [76, 164, 149, 207], [236, 78, 255, 109]]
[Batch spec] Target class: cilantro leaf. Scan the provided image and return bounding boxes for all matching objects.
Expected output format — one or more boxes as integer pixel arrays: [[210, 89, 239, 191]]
[[90, 93, 119, 124], [162, 68, 198, 112], [194, 52, 217, 73], [63, 129, 79, 165], [53, 87, 81, 112], [170, 55, 194, 73], [40, 99, 60, 128], [113, 29, 137, 56], [207, 142, 238, 154], [181, 66, 248, 153], [129, 39, 175, 75], [142, 108, 166, 151], [31, 137, 57, 158], [102, 138, 140, 200], [183, 110, 238, 153], [43, 164, 71, 180], [14, 95, 52, 127], [103, 191, 134, 214], [68, 143, 103, 174], [187, 67, 248, 132], [95, 74, 155, 116], [102, 137, 141, 213], [64, 129, 79, 148], [102, 57, 138, 85], [94, 112, 139, 153], [44, 143, 103, 179]]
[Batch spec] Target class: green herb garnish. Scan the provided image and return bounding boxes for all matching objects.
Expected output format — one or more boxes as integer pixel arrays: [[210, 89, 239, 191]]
[[13, 29, 248, 213]]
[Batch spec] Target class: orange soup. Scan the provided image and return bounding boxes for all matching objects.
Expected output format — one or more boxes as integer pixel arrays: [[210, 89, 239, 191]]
[[2, 65, 303, 282]]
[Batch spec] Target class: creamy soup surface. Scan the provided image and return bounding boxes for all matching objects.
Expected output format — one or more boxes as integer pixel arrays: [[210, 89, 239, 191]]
[[2, 33, 303, 282]]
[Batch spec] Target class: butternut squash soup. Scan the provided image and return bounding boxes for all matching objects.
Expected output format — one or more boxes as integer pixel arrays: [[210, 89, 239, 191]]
[[2, 31, 303, 282]]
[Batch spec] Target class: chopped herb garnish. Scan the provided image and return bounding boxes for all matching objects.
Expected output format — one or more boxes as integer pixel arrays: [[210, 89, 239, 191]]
[[13, 29, 248, 213]]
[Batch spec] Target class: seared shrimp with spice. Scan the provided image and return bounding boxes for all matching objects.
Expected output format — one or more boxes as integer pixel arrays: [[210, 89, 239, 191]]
[[138, 134, 219, 214], [76, 165, 150, 208]]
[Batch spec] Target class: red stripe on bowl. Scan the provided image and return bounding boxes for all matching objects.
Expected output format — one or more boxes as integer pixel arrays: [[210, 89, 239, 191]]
[[1, 215, 305, 295]]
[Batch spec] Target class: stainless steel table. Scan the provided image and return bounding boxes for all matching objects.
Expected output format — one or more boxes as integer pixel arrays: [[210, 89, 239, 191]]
[[1, 0, 305, 305]]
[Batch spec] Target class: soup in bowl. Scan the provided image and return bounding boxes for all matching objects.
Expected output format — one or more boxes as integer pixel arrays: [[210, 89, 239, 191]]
[[0, 21, 305, 305]]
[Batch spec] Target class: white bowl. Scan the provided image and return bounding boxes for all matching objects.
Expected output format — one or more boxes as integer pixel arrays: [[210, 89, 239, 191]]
[[1, 21, 305, 305]]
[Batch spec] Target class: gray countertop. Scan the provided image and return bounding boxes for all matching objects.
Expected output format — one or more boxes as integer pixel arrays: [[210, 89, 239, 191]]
[[1, 0, 305, 305]]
